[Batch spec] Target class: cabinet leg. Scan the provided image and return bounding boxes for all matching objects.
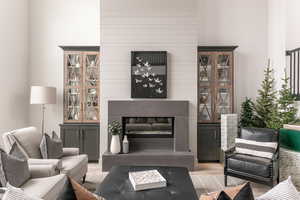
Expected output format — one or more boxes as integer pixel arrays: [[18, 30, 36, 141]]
[[82, 174, 86, 184]]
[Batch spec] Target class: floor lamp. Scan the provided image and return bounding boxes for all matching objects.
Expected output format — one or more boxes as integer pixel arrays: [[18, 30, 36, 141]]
[[30, 86, 56, 134]]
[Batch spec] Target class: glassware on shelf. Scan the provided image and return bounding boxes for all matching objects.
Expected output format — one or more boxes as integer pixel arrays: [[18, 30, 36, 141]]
[[86, 88, 98, 107], [85, 107, 98, 121], [216, 88, 230, 120], [217, 55, 230, 83], [68, 55, 80, 68], [199, 55, 212, 83], [198, 88, 212, 121], [86, 55, 98, 86]]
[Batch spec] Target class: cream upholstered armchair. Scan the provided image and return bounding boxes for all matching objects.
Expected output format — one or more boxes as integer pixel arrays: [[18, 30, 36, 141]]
[[2, 127, 88, 182]]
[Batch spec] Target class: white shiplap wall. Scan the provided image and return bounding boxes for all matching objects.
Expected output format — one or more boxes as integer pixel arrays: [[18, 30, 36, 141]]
[[100, 0, 199, 158]]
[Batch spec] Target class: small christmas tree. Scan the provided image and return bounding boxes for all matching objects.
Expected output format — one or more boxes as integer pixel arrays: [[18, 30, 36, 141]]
[[266, 104, 282, 129], [239, 97, 255, 127], [254, 61, 277, 128], [265, 71, 297, 129], [277, 74, 297, 125]]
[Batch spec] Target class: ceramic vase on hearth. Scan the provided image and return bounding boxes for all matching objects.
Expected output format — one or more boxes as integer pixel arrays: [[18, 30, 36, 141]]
[[110, 135, 121, 154]]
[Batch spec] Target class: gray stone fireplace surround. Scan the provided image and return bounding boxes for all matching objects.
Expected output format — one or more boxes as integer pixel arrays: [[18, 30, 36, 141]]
[[102, 100, 194, 171]]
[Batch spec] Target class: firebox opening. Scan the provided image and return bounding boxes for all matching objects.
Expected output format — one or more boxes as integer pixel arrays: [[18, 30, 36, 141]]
[[122, 117, 174, 138]]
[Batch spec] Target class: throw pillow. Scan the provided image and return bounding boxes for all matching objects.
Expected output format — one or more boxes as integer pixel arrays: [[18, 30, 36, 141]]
[[0, 148, 30, 187], [199, 183, 254, 200], [2, 183, 42, 200], [200, 183, 245, 199], [40, 131, 63, 159], [69, 178, 105, 200], [217, 191, 231, 200], [9, 142, 27, 160], [56, 177, 77, 200], [235, 138, 277, 159], [257, 176, 300, 200]]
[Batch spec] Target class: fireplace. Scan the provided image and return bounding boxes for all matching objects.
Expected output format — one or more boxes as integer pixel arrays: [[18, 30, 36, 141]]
[[122, 117, 174, 138], [103, 100, 194, 171]]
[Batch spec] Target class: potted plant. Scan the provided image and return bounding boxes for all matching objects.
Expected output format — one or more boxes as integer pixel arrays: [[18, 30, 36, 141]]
[[108, 121, 122, 154]]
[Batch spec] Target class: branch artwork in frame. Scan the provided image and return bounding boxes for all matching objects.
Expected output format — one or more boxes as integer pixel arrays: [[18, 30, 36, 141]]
[[131, 51, 167, 98]]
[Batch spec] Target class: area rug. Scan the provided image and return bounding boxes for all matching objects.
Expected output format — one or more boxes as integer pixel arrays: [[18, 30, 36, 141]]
[[84, 164, 270, 198]]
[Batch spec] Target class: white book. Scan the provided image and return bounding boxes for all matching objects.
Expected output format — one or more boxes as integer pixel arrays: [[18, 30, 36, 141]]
[[129, 170, 167, 191]]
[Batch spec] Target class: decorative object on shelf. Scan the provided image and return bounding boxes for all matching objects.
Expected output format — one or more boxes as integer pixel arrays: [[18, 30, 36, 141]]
[[108, 121, 122, 154], [131, 51, 167, 98], [60, 46, 100, 123], [122, 135, 129, 154], [30, 86, 56, 134]]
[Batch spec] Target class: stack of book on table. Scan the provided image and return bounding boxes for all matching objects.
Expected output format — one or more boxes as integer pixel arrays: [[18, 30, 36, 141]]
[[129, 170, 167, 191]]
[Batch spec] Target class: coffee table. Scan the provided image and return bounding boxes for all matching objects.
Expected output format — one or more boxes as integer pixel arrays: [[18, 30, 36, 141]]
[[95, 166, 198, 200]]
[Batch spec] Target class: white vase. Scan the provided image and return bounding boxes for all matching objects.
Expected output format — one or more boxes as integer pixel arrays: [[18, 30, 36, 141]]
[[110, 135, 121, 154], [122, 135, 129, 154]]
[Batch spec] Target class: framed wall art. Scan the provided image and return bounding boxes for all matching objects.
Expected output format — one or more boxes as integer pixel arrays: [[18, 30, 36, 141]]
[[131, 51, 167, 98]]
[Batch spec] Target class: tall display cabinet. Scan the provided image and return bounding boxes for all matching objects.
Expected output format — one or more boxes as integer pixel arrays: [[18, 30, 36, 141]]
[[59, 46, 100, 162], [197, 46, 238, 162]]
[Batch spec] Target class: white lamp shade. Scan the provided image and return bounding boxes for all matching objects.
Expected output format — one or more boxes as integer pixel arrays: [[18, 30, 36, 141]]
[[30, 86, 56, 104]]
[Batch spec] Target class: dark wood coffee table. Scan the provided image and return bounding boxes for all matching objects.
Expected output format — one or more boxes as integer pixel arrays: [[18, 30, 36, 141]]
[[95, 166, 198, 200]]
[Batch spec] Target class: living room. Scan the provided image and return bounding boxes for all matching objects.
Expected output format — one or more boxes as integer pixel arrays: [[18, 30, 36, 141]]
[[1, 0, 300, 199]]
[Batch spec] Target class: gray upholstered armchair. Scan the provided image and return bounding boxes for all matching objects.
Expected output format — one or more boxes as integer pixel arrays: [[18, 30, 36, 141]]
[[2, 127, 88, 182], [224, 127, 279, 187]]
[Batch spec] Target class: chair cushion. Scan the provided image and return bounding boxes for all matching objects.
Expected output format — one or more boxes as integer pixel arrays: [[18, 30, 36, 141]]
[[11, 127, 43, 159], [60, 155, 88, 179], [22, 174, 67, 200], [227, 153, 272, 178], [240, 128, 278, 142]]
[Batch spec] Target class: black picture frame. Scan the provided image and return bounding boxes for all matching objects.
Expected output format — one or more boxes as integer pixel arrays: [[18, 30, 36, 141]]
[[131, 51, 167, 98]]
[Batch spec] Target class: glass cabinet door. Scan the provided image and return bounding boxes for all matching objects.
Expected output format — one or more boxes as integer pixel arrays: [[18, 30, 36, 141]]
[[215, 87, 231, 121], [216, 53, 232, 87], [83, 52, 100, 122], [198, 87, 213, 122], [197, 50, 234, 123], [64, 53, 82, 122], [199, 54, 213, 86]]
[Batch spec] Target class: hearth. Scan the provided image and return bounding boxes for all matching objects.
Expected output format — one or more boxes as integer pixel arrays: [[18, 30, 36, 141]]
[[122, 117, 174, 138]]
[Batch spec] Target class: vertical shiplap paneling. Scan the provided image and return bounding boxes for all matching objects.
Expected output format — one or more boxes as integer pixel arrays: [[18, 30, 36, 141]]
[[100, 0, 199, 161]]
